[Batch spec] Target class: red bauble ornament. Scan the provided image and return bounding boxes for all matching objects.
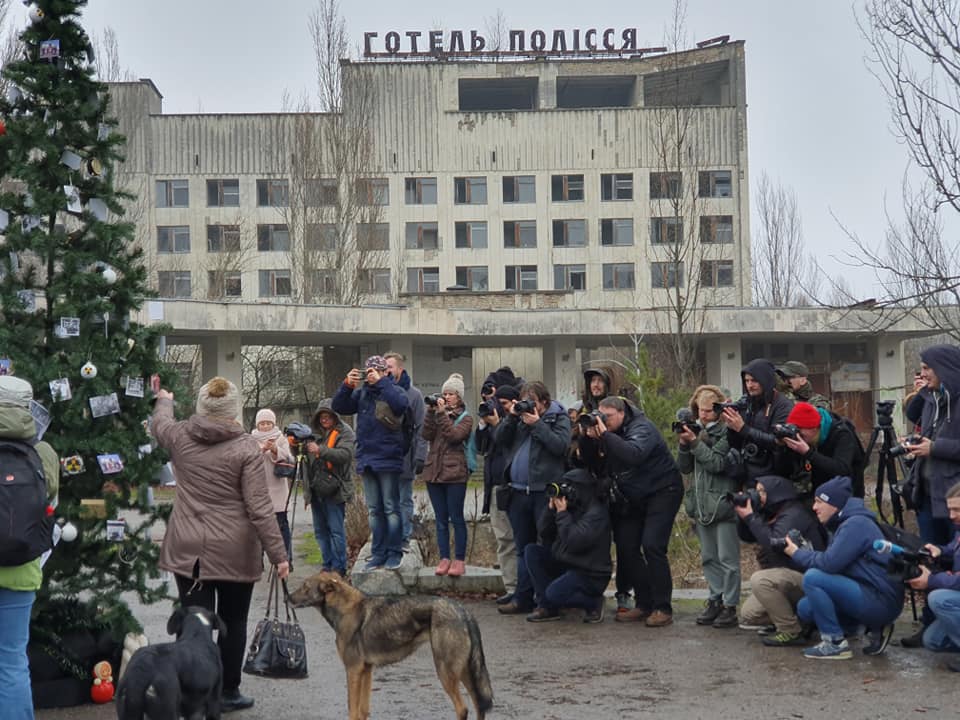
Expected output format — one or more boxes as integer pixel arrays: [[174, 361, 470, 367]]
[[0, 119, 6, 135], [91, 678, 114, 703]]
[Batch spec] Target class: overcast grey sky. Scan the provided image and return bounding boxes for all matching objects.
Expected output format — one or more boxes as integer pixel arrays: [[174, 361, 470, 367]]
[[14, 0, 923, 297]]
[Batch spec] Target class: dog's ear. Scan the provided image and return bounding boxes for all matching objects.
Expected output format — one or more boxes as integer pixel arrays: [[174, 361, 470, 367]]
[[210, 611, 228, 638], [319, 576, 340, 595], [167, 606, 187, 637]]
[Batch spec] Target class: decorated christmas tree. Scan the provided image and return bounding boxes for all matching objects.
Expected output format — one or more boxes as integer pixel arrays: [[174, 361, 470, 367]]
[[0, 0, 176, 685]]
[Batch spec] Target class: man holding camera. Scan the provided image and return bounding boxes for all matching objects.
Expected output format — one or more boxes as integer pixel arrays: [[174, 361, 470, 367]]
[[735, 475, 826, 646], [779, 361, 831, 410], [774, 401, 865, 500], [496, 381, 571, 615], [332, 355, 409, 571], [579, 396, 683, 627], [784, 476, 904, 659], [723, 358, 794, 487], [523, 468, 612, 623]]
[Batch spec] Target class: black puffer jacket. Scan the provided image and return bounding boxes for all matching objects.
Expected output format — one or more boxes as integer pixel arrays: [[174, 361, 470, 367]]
[[737, 475, 827, 570], [728, 359, 794, 487], [774, 410, 864, 498]]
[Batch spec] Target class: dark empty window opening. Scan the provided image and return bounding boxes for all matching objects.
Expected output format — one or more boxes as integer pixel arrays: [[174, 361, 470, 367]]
[[643, 60, 731, 107], [556, 75, 635, 109], [459, 78, 538, 112]]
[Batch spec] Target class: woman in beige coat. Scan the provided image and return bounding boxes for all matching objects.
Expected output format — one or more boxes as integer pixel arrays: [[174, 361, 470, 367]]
[[251, 408, 295, 561], [153, 378, 289, 713]]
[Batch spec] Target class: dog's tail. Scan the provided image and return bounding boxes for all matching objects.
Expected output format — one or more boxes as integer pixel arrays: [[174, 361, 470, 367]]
[[465, 611, 494, 716]]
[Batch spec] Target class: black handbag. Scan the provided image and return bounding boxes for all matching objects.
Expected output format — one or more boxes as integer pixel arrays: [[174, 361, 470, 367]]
[[243, 569, 308, 679]]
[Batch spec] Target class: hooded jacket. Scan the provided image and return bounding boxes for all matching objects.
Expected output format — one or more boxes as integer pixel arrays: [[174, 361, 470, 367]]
[[395, 370, 428, 481], [497, 400, 570, 493], [305, 407, 356, 506], [785, 380, 831, 410], [153, 399, 288, 583], [914, 345, 960, 518], [581, 367, 611, 413], [728, 358, 794, 486], [331, 374, 409, 473], [791, 497, 905, 620], [737, 475, 826, 570], [928, 530, 960, 591]]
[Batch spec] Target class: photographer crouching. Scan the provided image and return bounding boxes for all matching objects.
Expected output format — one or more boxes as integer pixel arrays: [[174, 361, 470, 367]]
[[524, 469, 612, 623]]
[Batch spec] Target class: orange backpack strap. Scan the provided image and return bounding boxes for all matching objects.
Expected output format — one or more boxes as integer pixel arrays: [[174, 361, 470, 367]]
[[324, 429, 339, 471]]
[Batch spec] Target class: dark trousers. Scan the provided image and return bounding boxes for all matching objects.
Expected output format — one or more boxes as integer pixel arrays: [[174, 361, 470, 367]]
[[617, 483, 682, 614], [506, 489, 548, 608], [276, 511, 292, 564], [176, 574, 255, 693], [524, 544, 605, 611], [611, 512, 633, 597]]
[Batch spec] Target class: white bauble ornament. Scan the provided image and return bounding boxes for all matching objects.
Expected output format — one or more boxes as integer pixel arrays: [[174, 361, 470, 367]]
[[28, 5, 43, 22], [101, 267, 117, 285], [81, 361, 98, 379], [60, 521, 78, 543]]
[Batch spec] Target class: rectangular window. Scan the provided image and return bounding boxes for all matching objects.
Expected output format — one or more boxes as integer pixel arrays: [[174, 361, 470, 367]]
[[554, 264, 587, 291], [505, 265, 538, 291], [257, 224, 291, 252], [551, 174, 584, 202], [651, 261, 684, 289], [158, 270, 191, 298], [156, 179, 189, 208], [503, 220, 537, 248], [256, 179, 290, 207], [405, 222, 439, 250], [699, 215, 734, 244], [359, 268, 391, 294], [206, 224, 241, 253], [357, 223, 390, 251], [602, 263, 635, 290], [600, 218, 634, 246], [698, 170, 733, 198], [701, 259, 735, 287], [601, 173, 633, 201], [404, 177, 437, 205], [206, 179, 240, 207], [649, 172, 682, 200], [157, 225, 191, 254], [309, 269, 337, 298], [454, 177, 487, 205], [552, 219, 587, 247], [306, 178, 338, 207], [305, 223, 337, 251], [258, 269, 292, 297], [650, 217, 683, 245], [455, 266, 489, 291], [356, 178, 389, 206], [207, 270, 242, 299], [502, 175, 536, 203], [455, 221, 488, 249], [406, 266, 440, 293]]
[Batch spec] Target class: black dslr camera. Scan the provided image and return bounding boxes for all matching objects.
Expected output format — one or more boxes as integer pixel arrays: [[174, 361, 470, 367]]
[[889, 434, 923, 459], [424, 393, 441, 407], [578, 410, 604, 429], [672, 407, 702, 434], [713, 396, 750, 415], [478, 400, 496, 418], [481, 382, 496, 398], [724, 488, 761, 509], [770, 528, 806, 551], [546, 481, 579, 506], [772, 423, 800, 440], [285, 422, 316, 446], [513, 399, 536, 415], [875, 399, 896, 427]]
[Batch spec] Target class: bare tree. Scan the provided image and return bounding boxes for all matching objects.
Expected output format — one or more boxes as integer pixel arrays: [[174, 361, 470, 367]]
[[0, 0, 22, 98], [752, 172, 821, 306], [483, 10, 509, 53], [92, 26, 136, 82]]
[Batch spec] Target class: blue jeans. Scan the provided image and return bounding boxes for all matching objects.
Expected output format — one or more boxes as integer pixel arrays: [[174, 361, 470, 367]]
[[310, 499, 347, 575], [524, 544, 605, 611], [427, 483, 467, 560], [399, 476, 414, 542], [362, 470, 402, 562], [0, 589, 34, 720], [923, 589, 960, 652], [797, 569, 899, 641], [506, 489, 548, 609]]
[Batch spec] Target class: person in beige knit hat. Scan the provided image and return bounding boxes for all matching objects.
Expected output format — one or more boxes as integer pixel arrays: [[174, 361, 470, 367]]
[[251, 408, 295, 562]]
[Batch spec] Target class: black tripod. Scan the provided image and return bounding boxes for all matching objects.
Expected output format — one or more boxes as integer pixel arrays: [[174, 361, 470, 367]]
[[864, 403, 908, 529]]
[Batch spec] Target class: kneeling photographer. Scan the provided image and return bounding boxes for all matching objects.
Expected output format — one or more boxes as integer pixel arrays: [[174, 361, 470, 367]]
[[578, 396, 683, 627], [524, 469, 612, 624], [736, 475, 826, 646]]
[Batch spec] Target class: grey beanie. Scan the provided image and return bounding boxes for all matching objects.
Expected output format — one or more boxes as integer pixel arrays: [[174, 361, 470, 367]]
[[196, 376, 241, 419], [0, 375, 33, 408]]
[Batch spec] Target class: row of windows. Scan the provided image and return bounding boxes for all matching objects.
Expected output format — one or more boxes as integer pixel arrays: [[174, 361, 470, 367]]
[[157, 260, 733, 299], [155, 171, 734, 209], [156, 216, 734, 254]]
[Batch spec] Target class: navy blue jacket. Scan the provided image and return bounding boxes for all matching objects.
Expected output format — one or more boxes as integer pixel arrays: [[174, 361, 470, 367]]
[[331, 375, 409, 473], [928, 530, 960, 592], [916, 345, 960, 518], [791, 498, 904, 621]]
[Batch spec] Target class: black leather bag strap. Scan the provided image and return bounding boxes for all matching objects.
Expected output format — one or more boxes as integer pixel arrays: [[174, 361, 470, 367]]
[[281, 578, 299, 624]]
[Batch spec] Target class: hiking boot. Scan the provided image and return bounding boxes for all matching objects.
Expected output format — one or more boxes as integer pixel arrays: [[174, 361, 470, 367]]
[[221, 688, 255, 713], [498, 601, 533, 615], [583, 602, 605, 624], [526, 607, 561, 623], [447, 559, 466, 577], [899, 625, 925, 648], [615, 592, 634, 613], [803, 638, 852, 660], [863, 623, 895, 656], [435, 558, 451, 576], [645, 610, 673, 628], [495, 592, 515, 605], [615, 607, 651, 623], [696, 599, 722, 626], [712, 606, 738, 629], [762, 631, 806, 647]]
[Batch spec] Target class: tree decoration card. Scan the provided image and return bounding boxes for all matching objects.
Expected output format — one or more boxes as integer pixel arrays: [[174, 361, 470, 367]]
[[30, 399, 50, 439], [61, 455, 84, 474], [89, 392, 120, 418], [16, 289, 36, 312], [97, 454, 124, 475], [49, 377, 72, 401], [0, 358, 12, 375], [39, 39, 60, 60], [125, 376, 144, 398], [58, 317, 80, 336]]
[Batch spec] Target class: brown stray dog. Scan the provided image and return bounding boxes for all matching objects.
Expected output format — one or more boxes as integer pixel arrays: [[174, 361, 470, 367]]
[[290, 571, 493, 720]]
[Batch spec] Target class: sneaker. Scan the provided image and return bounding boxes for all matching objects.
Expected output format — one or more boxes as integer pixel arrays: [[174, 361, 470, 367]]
[[863, 623, 895, 656], [384, 555, 403, 570], [696, 599, 722, 626], [401, 539, 412, 553], [900, 625, 925, 648], [498, 601, 534, 615], [762, 631, 806, 647], [447, 559, 466, 577], [738, 621, 772, 631], [435, 558, 451, 576], [712, 606, 738, 629], [526, 607, 561, 623], [583, 602, 605, 624], [221, 688, 255, 713], [495, 592, 514, 605], [615, 592, 634, 613], [615, 607, 651, 623], [363, 558, 385, 572], [645, 610, 673, 628], [803, 638, 852, 660], [758, 624, 779, 636]]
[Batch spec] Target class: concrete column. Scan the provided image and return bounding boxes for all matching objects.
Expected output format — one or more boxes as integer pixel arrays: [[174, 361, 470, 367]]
[[199, 333, 243, 400], [875, 336, 907, 433], [704, 337, 742, 399], [542, 338, 579, 408]]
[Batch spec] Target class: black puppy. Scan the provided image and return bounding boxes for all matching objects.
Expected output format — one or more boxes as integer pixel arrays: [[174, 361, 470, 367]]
[[115, 606, 226, 720]]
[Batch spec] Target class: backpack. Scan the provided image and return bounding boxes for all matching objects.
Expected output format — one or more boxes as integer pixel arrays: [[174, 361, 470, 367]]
[[0, 438, 53, 567], [373, 394, 416, 456], [455, 410, 478, 475]]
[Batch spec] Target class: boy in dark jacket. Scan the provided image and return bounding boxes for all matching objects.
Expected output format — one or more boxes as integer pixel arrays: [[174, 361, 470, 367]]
[[524, 469, 612, 624]]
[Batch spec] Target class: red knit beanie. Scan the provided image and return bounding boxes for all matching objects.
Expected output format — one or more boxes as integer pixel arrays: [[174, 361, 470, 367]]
[[787, 402, 821, 429]]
